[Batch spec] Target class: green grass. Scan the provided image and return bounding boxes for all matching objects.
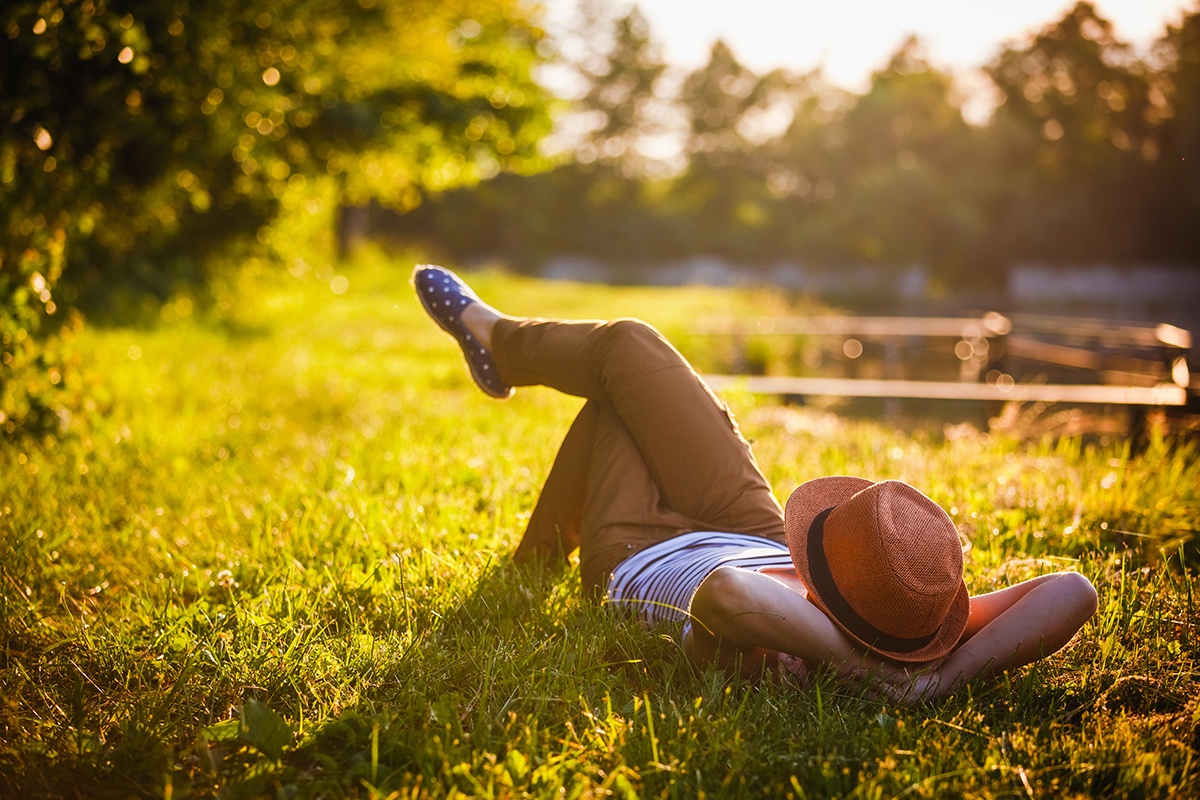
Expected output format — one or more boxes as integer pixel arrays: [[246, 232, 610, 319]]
[[2, 252, 1199, 798]]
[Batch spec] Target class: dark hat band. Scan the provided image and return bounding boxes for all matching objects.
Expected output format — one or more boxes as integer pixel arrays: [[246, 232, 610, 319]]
[[807, 507, 941, 655]]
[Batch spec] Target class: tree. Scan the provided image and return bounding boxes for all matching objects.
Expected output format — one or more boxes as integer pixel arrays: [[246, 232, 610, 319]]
[[0, 0, 552, 436], [552, 3, 674, 261], [804, 38, 986, 281], [384, 0, 678, 268], [571, 4, 668, 172], [1147, 5, 1200, 260], [985, 2, 1157, 263], [384, 0, 1200, 287], [670, 41, 795, 260]]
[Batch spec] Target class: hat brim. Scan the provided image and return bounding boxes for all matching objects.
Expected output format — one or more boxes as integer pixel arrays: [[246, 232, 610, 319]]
[[784, 476, 970, 664]]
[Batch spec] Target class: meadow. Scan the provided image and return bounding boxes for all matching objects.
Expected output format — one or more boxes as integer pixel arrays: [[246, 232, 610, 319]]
[[2, 253, 1198, 798]]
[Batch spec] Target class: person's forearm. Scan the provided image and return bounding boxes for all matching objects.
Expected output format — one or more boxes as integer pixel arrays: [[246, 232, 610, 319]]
[[917, 572, 1097, 701]]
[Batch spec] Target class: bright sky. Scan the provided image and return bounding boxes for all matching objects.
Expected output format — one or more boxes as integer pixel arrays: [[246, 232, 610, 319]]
[[547, 0, 1195, 91]]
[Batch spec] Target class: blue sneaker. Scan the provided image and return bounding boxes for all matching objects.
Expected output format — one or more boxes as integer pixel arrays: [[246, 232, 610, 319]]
[[411, 265, 513, 399]]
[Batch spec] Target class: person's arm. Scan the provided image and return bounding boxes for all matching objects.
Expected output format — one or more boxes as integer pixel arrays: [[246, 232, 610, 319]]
[[686, 567, 1098, 702], [886, 571, 1098, 703], [684, 566, 902, 681]]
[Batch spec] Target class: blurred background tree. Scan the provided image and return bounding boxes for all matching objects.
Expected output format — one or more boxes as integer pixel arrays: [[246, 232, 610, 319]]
[[540, 3, 674, 262], [666, 41, 795, 261], [0, 0, 551, 436], [1149, 7, 1200, 260], [572, 1, 668, 171], [382, 2, 675, 267], [768, 38, 986, 281], [985, 1, 1159, 264]]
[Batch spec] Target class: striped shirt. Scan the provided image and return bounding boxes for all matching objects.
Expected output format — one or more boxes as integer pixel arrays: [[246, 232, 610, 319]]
[[604, 531, 800, 633]]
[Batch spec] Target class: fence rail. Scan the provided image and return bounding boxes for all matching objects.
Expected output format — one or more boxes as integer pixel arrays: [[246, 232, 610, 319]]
[[696, 312, 1193, 413], [701, 374, 1189, 406]]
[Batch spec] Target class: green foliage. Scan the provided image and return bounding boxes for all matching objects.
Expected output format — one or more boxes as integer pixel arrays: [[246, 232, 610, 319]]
[[0, 0, 551, 281], [1, 259, 1198, 797], [0, 0, 552, 435], [0, 245, 80, 438]]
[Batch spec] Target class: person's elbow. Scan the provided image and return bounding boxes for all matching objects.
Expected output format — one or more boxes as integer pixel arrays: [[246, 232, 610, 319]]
[[690, 566, 759, 638], [1060, 571, 1098, 626]]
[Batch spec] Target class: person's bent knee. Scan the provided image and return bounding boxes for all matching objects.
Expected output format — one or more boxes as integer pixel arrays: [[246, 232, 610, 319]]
[[603, 318, 660, 346], [597, 318, 680, 371]]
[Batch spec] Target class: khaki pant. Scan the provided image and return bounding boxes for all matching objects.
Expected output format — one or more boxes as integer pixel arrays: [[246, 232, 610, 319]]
[[493, 317, 786, 596]]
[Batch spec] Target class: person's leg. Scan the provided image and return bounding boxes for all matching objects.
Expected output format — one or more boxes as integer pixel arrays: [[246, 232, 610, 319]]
[[575, 401, 697, 596], [492, 317, 785, 543], [418, 266, 785, 593], [512, 401, 597, 565], [511, 397, 698, 595]]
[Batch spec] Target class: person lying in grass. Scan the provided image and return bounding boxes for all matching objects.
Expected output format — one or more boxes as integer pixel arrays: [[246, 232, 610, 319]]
[[413, 265, 1099, 703]]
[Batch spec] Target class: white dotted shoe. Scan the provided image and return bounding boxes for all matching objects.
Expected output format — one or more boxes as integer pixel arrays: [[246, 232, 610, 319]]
[[411, 264, 513, 399]]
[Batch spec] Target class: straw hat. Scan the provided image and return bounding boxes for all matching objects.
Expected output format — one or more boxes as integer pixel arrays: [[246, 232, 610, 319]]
[[784, 477, 970, 663]]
